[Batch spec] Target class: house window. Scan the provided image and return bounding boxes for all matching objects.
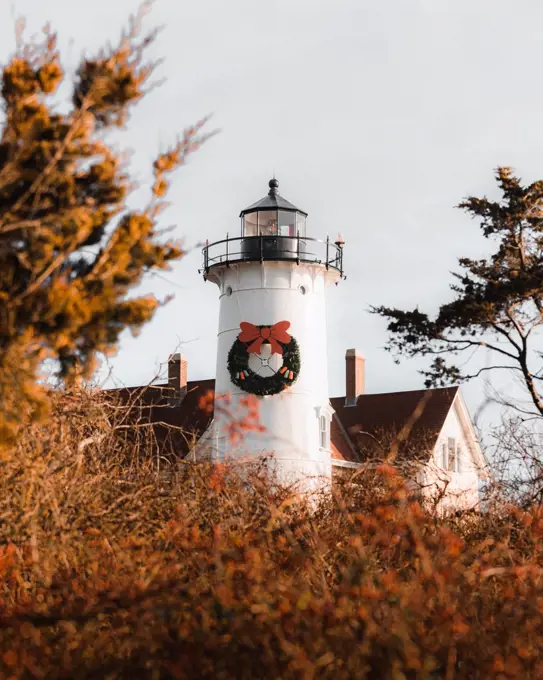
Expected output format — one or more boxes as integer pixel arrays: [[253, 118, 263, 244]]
[[319, 415, 329, 449], [442, 438, 461, 472]]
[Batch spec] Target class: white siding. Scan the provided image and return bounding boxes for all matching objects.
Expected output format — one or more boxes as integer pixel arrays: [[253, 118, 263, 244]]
[[418, 395, 481, 511], [202, 259, 340, 490]]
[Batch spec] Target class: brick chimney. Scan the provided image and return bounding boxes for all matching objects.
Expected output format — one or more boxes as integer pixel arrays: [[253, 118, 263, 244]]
[[345, 348, 365, 406], [167, 353, 188, 405]]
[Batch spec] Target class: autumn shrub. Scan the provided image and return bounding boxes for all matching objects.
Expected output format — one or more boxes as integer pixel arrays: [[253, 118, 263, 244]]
[[0, 389, 541, 679], [0, 9, 212, 448]]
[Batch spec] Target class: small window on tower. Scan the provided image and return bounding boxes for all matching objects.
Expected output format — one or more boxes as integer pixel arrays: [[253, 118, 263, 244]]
[[319, 415, 329, 450]]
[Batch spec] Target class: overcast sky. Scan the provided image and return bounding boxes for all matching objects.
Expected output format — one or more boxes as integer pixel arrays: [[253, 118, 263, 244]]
[[2, 0, 543, 430]]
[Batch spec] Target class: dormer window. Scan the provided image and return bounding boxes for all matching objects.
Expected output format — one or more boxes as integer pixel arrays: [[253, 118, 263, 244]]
[[442, 437, 461, 473]]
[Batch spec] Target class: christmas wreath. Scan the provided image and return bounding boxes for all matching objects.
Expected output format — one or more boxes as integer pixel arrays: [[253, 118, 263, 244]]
[[227, 321, 301, 396]]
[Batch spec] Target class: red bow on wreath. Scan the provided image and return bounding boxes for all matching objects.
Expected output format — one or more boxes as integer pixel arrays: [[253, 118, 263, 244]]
[[238, 321, 292, 355]]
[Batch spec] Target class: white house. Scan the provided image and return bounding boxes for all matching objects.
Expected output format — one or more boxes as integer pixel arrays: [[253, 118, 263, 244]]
[[329, 351, 488, 509]]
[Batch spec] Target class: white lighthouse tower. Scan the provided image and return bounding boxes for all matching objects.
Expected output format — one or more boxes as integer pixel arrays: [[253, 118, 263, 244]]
[[201, 179, 344, 488]]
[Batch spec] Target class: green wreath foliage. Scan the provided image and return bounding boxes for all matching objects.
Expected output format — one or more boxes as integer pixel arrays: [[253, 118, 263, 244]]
[[227, 327, 301, 396]]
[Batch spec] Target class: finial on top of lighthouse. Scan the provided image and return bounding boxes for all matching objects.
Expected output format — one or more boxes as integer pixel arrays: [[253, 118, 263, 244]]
[[268, 177, 279, 196]]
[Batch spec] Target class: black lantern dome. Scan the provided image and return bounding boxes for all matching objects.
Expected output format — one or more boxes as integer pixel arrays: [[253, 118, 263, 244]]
[[240, 179, 307, 238]]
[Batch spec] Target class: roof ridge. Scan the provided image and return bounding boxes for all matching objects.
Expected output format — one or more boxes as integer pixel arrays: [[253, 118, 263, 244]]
[[110, 382, 459, 398], [331, 385, 459, 400], [105, 378, 215, 392]]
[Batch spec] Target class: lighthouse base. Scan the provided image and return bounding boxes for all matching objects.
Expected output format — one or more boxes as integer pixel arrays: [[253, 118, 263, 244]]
[[193, 421, 332, 494]]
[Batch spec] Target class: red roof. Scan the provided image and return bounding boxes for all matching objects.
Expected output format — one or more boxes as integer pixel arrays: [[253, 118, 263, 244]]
[[109, 381, 457, 463], [331, 387, 459, 462], [108, 380, 215, 457]]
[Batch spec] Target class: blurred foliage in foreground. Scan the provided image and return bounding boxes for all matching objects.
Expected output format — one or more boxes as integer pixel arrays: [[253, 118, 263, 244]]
[[0, 387, 542, 679], [0, 8, 210, 447]]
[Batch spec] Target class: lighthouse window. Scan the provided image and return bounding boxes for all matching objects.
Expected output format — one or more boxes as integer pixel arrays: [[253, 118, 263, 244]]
[[319, 415, 329, 449], [258, 211, 278, 236], [243, 213, 258, 237], [296, 213, 307, 237], [278, 211, 296, 237]]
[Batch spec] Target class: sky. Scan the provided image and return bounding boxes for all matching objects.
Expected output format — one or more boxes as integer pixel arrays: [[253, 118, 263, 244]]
[[2, 0, 543, 433]]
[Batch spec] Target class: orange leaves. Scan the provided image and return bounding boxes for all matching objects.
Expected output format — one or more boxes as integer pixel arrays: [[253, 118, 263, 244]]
[[0, 544, 17, 574], [208, 466, 225, 492], [375, 462, 398, 478], [440, 528, 464, 558], [36, 61, 63, 95], [295, 590, 312, 611], [315, 651, 335, 668], [151, 119, 214, 203], [198, 389, 215, 415], [0, 7, 211, 446], [210, 392, 265, 446], [530, 512, 543, 539], [451, 614, 470, 640], [152, 178, 168, 198], [2, 650, 18, 668], [73, 43, 148, 128], [84, 527, 101, 536], [2, 28, 62, 115], [153, 149, 181, 174], [2, 403, 543, 678], [1, 58, 38, 101]]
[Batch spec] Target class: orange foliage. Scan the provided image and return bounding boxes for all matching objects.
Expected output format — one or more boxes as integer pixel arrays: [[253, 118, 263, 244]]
[[0, 389, 541, 678], [0, 8, 213, 447]]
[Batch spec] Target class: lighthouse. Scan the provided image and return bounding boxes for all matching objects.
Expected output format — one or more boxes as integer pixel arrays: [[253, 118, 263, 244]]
[[201, 179, 344, 487]]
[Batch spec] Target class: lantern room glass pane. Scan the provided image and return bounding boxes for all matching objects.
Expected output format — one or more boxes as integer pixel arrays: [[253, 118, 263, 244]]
[[278, 210, 296, 237], [243, 212, 258, 236], [258, 210, 278, 236], [296, 213, 307, 237]]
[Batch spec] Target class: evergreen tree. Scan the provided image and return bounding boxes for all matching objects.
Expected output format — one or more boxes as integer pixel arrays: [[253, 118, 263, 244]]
[[373, 168, 543, 417], [0, 10, 211, 446]]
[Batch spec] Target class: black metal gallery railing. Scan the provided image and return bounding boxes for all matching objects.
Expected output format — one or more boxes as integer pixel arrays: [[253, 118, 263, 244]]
[[202, 235, 344, 276]]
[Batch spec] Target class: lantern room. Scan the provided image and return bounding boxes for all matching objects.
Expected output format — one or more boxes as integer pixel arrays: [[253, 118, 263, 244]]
[[240, 178, 307, 238], [202, 178, 344, 276]]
